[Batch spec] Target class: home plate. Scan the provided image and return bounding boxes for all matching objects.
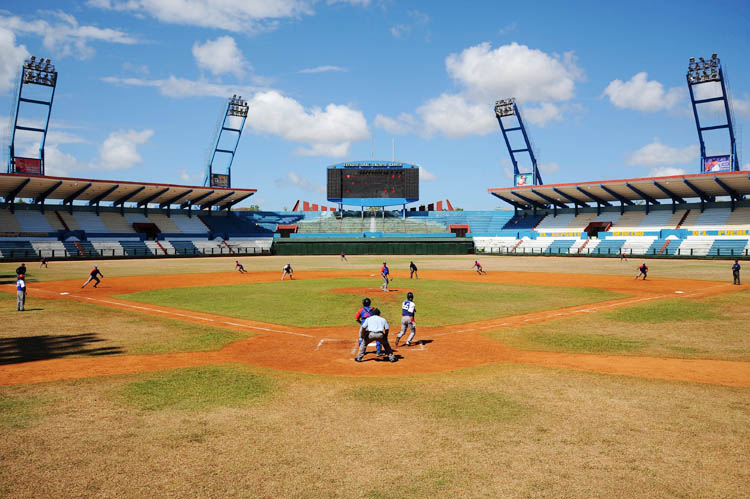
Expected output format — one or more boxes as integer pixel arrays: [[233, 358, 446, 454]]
[[60, 292, 69, 295], [675, 291, 685, 294]]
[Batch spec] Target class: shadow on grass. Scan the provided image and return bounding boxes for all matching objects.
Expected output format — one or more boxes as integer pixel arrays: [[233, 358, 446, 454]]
[[0, 333, 124, 365]]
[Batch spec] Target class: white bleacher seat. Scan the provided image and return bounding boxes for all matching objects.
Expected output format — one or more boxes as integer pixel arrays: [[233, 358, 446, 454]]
[[170, 214, 209, 233], [15, 210, 55, 232], [72, 211, 111, 233]]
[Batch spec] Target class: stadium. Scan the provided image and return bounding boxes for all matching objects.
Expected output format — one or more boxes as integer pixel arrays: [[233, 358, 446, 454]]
[[1, 14, 749, 499]]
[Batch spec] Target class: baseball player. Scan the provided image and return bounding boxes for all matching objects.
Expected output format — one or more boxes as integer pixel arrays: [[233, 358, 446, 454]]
[[395, 291, 416, 347], [40, 256, 48, 268], [15, 263, 26, 277], [81, 265, 104, 288], [380, 261, 391, 291], [472, 260, 486, 275], [16, 274, 26, 312], [635, 262, 648, 280], [340, 251, 348, 262], [409, 261, 418, 279], [354, 308, 396, 363], [355, 297, 381, 356], [235, 260, 247, 273], [281, 263, 294, 280], [732, 259, 741, 285]]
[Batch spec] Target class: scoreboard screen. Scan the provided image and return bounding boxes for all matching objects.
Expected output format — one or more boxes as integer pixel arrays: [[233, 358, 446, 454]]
[[327, 168, 419, 199]]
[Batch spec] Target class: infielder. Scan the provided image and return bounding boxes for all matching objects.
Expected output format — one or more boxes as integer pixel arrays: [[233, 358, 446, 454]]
[[16, 274, 26, 312], [354, 308, 396, 363], [380, 261, 391, 291], [473, 260, 486, 275], [235, 260, 247, 273], [281, 263, 294, 280], [635, 262, 648, 280], [732, 259, 741, 285], [81, 265, 104, 288], [395, 291, 416, 347], [355, 297, 381, 356], [409, 261, 418, 279]]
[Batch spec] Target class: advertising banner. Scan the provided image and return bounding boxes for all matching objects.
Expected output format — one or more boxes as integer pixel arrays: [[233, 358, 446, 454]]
[[703, 155, 731, 173], [211, 173, 229, 187], [14, 157, 42, 174], [514, 173, 533, 186]]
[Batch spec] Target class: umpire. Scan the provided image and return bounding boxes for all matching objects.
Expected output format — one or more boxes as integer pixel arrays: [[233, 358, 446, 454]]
[[355, 308, 396, 363]]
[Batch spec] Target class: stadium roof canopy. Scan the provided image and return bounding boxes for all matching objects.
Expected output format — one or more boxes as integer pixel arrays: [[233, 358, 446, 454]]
[[489, 170, 750, 213], [0, 173, 256, 211]]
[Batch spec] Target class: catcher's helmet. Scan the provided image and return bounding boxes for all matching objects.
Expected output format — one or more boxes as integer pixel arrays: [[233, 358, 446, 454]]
[[407, 292, 413, 300], [362, 297, 371, 307]]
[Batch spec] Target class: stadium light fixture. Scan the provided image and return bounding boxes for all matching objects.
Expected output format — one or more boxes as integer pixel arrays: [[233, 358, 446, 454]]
[[22, 56, 57, 87], [494, 97, 516, 118]]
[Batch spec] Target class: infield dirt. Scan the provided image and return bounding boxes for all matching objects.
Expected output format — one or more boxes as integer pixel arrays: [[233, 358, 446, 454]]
[[1, 270, 748, 387]]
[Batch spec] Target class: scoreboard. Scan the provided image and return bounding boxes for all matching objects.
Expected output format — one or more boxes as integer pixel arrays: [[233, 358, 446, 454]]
[[327, 162, 419, 204]]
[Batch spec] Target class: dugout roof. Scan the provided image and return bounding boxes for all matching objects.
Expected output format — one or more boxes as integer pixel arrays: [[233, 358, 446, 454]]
[[489, 170, 750, 210], [0, 173, 256, 210]]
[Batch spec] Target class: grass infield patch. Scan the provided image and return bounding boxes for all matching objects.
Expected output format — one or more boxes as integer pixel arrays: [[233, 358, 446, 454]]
[[116, 277, 622, 327], [118, 365, 275, 411], [604, 299, 718, 323], [0, 393, 53, 430]]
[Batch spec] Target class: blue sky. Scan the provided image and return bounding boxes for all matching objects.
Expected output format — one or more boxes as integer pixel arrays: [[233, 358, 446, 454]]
[[1, 0, 749, 210]]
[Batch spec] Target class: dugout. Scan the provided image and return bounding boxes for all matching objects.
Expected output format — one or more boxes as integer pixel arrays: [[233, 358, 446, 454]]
[[272, 238, 473, 255]]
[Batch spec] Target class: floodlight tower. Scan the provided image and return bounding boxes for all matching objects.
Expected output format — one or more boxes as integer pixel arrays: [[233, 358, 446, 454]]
[[686, 53, 740, 172], [494, 98, 543, 186], [203, 94, 249, 188], [8, 56, 58, 175]]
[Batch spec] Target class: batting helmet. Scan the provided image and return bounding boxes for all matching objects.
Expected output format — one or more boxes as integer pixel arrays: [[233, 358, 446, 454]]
[[362, 297, 371, 307], [407, 292, 413, 300]]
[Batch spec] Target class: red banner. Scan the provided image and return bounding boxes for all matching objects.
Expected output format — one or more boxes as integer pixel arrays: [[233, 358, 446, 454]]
[[14, 157, 42, 174]]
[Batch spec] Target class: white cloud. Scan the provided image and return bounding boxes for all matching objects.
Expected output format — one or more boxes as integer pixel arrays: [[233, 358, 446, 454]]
[[379, 42, 583, 138], [649, 167, 686, 177], [731, 97, 750, 119], [275, 171, 324, 193], [538, 162, 560, 174], [299, 65, 346, 74], [603, 72, 683, 112], [102, 75, 258, 98], [193, 36, 250, 78], [245, 90, 369, 157], [89, 0, 314, 32], [417, 93, 496, 138], [523, 103, 562, 126], [446, 42, 583, 102], [625, 140, 698, 167], [390, 24, 410, 38], [743, 163, 750, 171], [419, 166, 436, 181], [0, 28, 29, 94], [122, 61, 149, 76], [97, 129, 154, 170], [374, 113, 418, 135], [327, 0, 371, 5], [179, 168, 203, 183], [0, 11, 138, 59]]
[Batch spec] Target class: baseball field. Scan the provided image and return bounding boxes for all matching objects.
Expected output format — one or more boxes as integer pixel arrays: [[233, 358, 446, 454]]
[[1, 255, 748, 497]]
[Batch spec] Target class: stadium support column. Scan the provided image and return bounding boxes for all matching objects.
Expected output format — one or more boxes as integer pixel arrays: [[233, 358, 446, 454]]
[[686, 54, 740, 173], [8, 56, 57, 175], [495, 98, 543, 187], [204, 95, 249, 191]]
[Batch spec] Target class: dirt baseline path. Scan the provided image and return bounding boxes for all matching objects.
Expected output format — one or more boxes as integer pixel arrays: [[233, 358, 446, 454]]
[[1, 270, 749, 388]]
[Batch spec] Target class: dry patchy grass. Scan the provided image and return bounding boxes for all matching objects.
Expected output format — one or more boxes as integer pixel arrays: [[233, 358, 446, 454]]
[[486, 290, 750, 361], [0, 293, 250, 362], [0, 364, 748, 497]]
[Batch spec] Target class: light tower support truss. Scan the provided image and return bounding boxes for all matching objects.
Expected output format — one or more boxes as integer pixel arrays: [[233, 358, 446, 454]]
[[494, 98, 543, 187], [204, 95, 249, 189], [686, 53, 740, 173], [8, 56, 58, 175]]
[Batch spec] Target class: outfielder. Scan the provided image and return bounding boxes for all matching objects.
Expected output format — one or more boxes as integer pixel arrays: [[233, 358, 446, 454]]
[[395, 291, 416, 347], [354, 308, 396, 363], [81, 265, 104, 288]]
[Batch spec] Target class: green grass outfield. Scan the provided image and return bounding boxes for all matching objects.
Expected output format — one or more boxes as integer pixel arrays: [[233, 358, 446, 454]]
[[115, 277, 622, 327]]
